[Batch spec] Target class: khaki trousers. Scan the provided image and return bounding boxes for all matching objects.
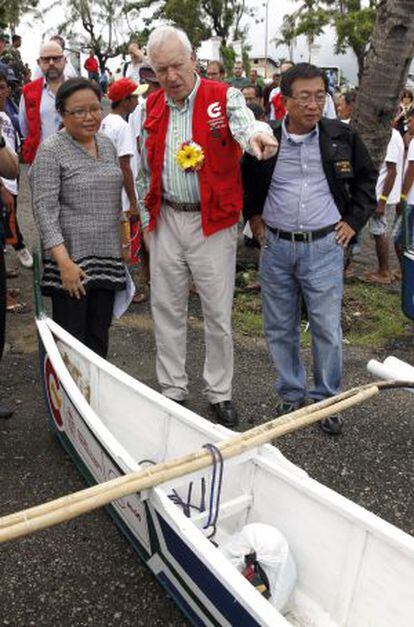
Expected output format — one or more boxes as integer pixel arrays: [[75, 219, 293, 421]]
[[149, 205, 237, 403]]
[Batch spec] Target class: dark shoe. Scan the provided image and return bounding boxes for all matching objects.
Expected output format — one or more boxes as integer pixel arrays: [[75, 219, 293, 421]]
[[319, 415, 343, 435], [0, 403, 13, 419], [275, 399, 306, 416], [210, 401, 239, 428]]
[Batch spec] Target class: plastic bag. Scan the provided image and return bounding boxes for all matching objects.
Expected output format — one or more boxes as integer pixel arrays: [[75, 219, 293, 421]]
[[219, 522, 297, 613]]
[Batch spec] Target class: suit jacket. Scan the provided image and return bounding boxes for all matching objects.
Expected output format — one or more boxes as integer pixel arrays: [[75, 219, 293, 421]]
[[242, 117, 377, 234]]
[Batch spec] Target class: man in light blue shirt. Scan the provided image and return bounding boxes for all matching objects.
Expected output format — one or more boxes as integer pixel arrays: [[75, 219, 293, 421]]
[[243, 63, 377, 435], [19, 41, 65, 158]]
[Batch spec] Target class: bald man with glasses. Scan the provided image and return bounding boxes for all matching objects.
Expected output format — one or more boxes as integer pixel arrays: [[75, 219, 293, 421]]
[[19, 41, 66, 164]]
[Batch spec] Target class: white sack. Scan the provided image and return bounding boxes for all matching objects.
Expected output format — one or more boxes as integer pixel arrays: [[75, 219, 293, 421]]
[[219, 522, 297, 613]]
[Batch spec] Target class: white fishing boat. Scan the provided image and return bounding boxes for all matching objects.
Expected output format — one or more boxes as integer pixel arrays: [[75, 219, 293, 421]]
[[31, 310, 414, 627]]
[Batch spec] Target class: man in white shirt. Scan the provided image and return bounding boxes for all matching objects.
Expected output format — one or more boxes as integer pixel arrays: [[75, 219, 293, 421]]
[[123, 43, 145, 83], [394, 109, 414, 273], [100, 78, 145, 218], [140, 26, 277, 426], [0, 70, 32, 268], [365, 127, 404, 284]]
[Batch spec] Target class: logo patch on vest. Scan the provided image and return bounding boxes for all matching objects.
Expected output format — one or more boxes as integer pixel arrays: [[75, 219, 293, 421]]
[[207, 101, 221, 118], [207, 101, 227, 133]]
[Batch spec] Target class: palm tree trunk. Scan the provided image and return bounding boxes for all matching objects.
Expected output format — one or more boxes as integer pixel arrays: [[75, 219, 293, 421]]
[[352, 0, 414, 170]]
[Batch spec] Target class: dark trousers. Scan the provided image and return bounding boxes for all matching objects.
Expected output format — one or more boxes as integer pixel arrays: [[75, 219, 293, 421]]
[[51, 289, 115, 358], [11, 195, 24, 251], [0, 246, 5, 361]]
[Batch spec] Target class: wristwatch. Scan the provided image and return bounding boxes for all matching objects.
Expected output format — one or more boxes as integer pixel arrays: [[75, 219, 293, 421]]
[[0, 135, 6, 149]]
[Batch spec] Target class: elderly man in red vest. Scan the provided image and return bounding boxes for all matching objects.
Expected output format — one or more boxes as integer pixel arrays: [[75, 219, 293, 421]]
[[19, 40, 66, 164], [142, 26, 277, 427]]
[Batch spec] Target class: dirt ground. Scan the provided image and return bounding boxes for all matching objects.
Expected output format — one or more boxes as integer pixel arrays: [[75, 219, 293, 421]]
[[0, 168, 413, 626]]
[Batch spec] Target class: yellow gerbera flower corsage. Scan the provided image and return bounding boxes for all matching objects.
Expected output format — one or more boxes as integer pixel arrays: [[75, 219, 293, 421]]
[[176, 141, 205, 172]]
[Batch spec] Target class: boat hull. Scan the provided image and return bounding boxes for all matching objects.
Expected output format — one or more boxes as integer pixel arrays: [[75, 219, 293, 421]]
[[36, 316, 414, 627], [38, 331, 271, 627]]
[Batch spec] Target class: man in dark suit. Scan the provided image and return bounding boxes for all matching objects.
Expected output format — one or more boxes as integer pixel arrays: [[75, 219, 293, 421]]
[[242, 63, 377, 434]]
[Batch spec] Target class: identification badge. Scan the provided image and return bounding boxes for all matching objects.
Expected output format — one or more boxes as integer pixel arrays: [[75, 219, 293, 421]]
[[334, 160, 353, 178]]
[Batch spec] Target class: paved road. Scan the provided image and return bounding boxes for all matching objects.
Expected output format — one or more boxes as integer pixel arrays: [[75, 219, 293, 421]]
[[0, 169, 413, 625]]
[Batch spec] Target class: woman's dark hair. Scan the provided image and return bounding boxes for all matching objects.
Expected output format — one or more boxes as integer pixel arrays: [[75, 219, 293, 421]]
[[0, 71, 8, 84], [280, 63, 326, 97], [402, 88, 413, 101], [342, 90, 357, 106], [55, 77, 101, 114]]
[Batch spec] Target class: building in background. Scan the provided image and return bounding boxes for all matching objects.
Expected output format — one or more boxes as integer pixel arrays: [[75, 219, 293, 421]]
[[249, 56, 279, 78]]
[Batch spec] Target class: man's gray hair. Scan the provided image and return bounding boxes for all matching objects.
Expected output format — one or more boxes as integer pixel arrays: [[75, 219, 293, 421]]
[[147, 26, 192, 62]]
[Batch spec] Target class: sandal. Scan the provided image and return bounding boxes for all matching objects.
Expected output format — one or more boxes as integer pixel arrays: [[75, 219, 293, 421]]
[[6, 301, 28, 313], [132, 292, 147, 304], [7, 288, 20, 298], [6, 294, 28, 313]]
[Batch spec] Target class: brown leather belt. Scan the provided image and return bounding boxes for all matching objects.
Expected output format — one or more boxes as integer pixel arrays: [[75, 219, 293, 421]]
[[266, 223, 336, 243], [164, 198, 201, 212]]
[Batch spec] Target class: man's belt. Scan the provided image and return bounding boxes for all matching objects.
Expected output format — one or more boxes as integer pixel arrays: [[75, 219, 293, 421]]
[[164, 198, 201, 212], [266, 223, 336, 243]]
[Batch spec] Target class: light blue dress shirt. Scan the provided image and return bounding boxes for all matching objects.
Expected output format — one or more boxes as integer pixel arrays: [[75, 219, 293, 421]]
[[19, 80, 62, 143], [263, 120, 341, 231]]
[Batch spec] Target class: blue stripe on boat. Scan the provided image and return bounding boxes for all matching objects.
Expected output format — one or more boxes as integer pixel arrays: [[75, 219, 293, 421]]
[[156, 512, 262, 627]]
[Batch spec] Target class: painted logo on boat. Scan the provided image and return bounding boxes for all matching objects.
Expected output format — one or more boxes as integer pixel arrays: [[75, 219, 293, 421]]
[[44, 356, 64, 430]]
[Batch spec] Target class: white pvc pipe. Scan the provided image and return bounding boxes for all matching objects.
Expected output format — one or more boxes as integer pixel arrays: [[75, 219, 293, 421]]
[[367, 356, 414, 394]]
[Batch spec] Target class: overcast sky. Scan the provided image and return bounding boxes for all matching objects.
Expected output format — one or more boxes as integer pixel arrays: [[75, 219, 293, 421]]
[[18, 0, 359, 83]]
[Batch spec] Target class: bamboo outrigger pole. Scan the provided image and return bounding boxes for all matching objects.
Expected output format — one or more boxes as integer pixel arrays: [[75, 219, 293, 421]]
[[0, 380, 412, 544]]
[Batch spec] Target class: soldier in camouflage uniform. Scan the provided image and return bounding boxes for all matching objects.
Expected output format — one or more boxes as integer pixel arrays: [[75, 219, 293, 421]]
[[0, 34, 27, 105]]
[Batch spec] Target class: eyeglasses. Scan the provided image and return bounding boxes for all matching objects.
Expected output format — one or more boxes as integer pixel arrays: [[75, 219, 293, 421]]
[[39, 55, 64, 64], [288, 93, 326, 107], [63, 106, 103, 120]]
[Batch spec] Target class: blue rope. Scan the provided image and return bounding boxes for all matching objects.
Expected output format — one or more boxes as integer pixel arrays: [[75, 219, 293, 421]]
[[167, 443, 224, 538], [168, 479, 207, 518], [202, 443, 224, 533]]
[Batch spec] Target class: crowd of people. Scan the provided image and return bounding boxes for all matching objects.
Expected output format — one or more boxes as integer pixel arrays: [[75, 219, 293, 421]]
[[0, 26, 413, 436]]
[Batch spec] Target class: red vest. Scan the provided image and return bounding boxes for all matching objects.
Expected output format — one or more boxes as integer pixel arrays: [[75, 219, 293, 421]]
[[270, 91, 286, 121], [21, 78, 44, 164], [144, 78, 243, 236]]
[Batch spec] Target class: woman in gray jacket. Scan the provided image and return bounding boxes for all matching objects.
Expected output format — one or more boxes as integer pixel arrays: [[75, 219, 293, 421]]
[[31, 77, 126, 357]]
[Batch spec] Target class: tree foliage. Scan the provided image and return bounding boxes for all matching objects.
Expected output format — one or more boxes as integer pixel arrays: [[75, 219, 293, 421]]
[[56, 0, 133, 71], [273, 14, 297, 60], [220, 43, 236, 75], [0, 0, 38, 31], [128, 0, 253, 48], [276, 0, 378, 75], [292, 0, 330, 56], [353, 0, 414, 169], [326, 0, 378, 78], [162, 0, 210, 48]]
